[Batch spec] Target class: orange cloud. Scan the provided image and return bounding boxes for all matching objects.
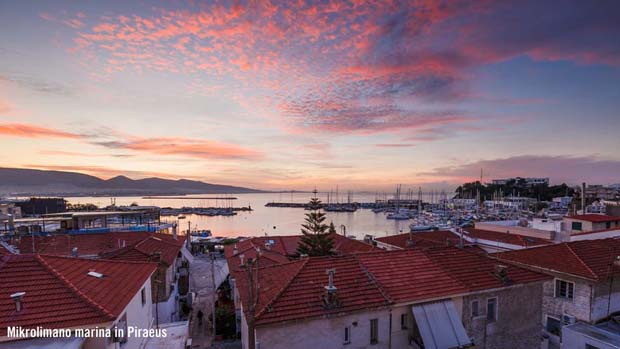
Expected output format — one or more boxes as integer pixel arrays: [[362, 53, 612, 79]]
[[0, 123, 83, 139], [96, 137, 261, 160]]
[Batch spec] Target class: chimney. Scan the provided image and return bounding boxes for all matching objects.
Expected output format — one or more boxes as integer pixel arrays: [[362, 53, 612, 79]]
[[494, 264, 512, 285], [11, 292, 25, 312], [323, 268, 340, 309], [582, 182, 587, 214], [71, 247, 78, 257], [173, 224, 178, 240], [233, 244, 238, 256], [239, 254, 245, 267]]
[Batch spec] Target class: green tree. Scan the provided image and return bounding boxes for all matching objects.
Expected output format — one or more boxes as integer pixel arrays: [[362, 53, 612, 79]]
[[328, 221, 337, 234], [297, 198, 334, 256]]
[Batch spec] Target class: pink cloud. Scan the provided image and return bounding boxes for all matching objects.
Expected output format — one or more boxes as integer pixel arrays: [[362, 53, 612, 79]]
[[0, 123, 83, 139], [95, 137, 261, 160]]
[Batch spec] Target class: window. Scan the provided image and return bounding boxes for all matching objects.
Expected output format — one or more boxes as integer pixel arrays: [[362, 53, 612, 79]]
[[141, 287, 146, 306], [572, 222, 583, 231], [471, 300, 479, 317], [344, 326, 351, 344], [486, 298, 497, 322], [555, 279, 575, 300], [370, 319, 378, 344], [401, 313, 408, 330], [546, 316, 561, 336]]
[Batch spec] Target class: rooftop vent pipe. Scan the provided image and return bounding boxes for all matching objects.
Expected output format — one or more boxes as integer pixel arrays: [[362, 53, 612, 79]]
[[323, 268, 340, 309], [10, 292, 25, 312]]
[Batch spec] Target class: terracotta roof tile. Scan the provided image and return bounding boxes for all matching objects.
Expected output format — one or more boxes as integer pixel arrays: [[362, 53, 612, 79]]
[[101, 235, 185, 266], [375, 230, 463, 249], [495, 238, 620, 280], [464, 228, 552, 247], [233, 247, 548, 326], [0, 254, 157, 335]]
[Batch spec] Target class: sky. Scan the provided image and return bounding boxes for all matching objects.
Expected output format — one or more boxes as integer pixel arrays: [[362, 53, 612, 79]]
[[0, 0, 619, 191]]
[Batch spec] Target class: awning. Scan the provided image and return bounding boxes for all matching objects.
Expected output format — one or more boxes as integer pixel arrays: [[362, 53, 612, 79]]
[[411, 300, 473, 349]]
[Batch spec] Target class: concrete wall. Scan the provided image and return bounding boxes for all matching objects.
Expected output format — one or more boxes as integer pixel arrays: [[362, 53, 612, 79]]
[[475, 222, 554, 240], [252, 308, 392, 349], [592, 277, 620, 322], [462, 283, 544, 349]]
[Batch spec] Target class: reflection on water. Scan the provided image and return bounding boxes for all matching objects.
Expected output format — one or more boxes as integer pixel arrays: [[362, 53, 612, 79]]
[[65, 192, 424, 239]]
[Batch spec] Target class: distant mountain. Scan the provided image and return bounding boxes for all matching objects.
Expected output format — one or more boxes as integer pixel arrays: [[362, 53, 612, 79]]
[[0, 168, 265, 196]]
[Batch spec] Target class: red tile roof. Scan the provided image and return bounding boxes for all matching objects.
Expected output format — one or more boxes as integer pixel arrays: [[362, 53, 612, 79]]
[[375, 230, 463, 249], [0, 244, 12, 256], [567, 214, 620, 223], [495, 238, 620, 280], [101, 235, 185, 266], [0, 254, 157, 335], [233, 256, 390, 326], [10, 232, 157, 256], [464, 228, 552, 247], [224, 233, 375, 271], [232, 247, 548, 326]]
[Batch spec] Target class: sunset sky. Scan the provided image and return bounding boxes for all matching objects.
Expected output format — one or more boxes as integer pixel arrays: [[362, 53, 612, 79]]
[[1, 0, 619, 190]]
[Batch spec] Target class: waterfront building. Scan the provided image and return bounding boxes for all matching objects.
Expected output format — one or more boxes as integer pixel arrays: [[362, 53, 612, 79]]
[[491, 177, 550, 187], [563, 214, 620, 234]]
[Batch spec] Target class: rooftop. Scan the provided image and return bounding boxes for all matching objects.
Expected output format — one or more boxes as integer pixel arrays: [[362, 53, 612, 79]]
[[567, 214, 620, 223], [224, 233, 375, 270], [375, 230, 463, 249], [463, 228, 552, 247], [7, 232, 183, 261], [232, 246, 548, 326], [0, 254, 157, 336], [494, 237, 620, 280], [100, 234, 186, 266]]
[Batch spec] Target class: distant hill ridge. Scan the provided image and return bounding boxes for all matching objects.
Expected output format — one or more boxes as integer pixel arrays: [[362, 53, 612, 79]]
[[0, 167, 264, 195]]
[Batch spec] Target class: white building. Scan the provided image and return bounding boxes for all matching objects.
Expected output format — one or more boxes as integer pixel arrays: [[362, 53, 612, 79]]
[[0, 254, 158, 349]]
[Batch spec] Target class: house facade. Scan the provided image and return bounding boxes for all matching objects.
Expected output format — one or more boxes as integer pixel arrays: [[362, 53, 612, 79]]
[[495, 238, 620, 346], [0, 254, 157, 349], [230, 246, 549, 349]]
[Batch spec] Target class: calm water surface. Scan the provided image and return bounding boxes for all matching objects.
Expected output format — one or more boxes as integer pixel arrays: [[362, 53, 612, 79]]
[[65, 192, 418, 239]]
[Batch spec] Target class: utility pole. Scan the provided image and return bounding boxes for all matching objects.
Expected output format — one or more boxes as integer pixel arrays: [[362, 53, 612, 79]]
[[247, 258, 256, 349], [211, 253, 216, 346]]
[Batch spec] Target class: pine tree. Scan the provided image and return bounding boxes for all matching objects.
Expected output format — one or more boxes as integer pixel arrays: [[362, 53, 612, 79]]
[[328, 221, 337, 234], [297, 197, 335, 256]]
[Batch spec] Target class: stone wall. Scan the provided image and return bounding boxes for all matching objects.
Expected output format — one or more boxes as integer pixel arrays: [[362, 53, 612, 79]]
[[462, 282, 544, 349]]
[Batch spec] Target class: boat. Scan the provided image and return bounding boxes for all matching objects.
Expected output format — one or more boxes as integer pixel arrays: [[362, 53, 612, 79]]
[[387, 212, 410, 220], [410, 224, 433, 232]]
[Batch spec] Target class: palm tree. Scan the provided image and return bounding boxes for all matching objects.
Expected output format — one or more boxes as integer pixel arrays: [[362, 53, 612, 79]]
[[297, 198, 334, 256]]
